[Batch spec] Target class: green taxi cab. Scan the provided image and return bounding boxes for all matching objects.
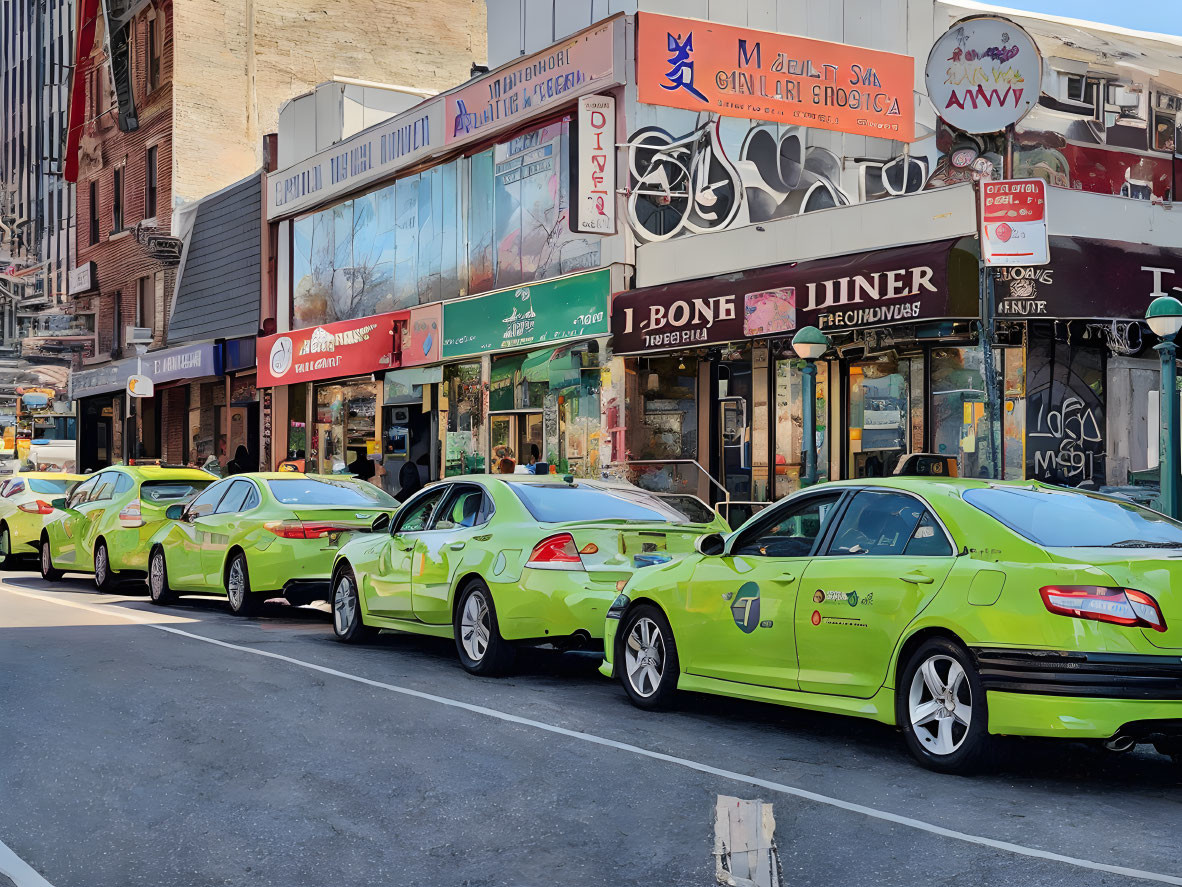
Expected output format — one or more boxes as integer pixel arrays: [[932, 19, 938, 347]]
[[0, 472, 86, 568], [603, 478, 1182, 772]]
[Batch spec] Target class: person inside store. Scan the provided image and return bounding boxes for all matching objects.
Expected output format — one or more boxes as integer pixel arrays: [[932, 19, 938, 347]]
[[496, 456, 516, 474], [348, 447, 376, 481], [226, 446, 256, 476], [515, 443, 541, 474], [396, 458, 423, 502]]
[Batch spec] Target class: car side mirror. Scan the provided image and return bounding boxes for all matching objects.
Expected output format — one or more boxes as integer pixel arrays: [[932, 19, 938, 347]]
[[165, 503, 185, 521], [50, 497, 67, 510], [695, 532, 726, 557], [371, 512, 390, 532]]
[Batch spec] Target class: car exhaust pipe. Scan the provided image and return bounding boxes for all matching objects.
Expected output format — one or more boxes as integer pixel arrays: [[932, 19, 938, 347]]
[[1104, 735, 1136, 753]]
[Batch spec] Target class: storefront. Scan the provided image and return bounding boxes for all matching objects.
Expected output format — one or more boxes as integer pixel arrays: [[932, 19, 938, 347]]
[[70, 341, 223, 469], [439, 267, 616, 477], [257, 311, 406, 477], [612, 240, 983, 521]]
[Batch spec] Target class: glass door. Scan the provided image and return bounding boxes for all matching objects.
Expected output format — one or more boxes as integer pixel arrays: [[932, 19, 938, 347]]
[[848, 357, 912, 478]]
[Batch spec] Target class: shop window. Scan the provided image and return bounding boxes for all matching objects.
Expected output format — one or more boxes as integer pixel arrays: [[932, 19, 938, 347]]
[[286, 382, 307, 463], [631, 355, 699, 464], [444, 362, 484, 477], [1151, 92, 1180, 154], [313, 380, 378, 478], [848, 356, 915, 478], [930, 347, 1026, 481], [774, 357, 829, 498], [136, 276, 155, 333]]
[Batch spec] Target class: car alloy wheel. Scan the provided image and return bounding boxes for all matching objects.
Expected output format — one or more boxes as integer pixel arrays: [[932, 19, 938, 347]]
[[94, 542, 113, 592], [334, 573, 357, 635], [908, 654, 972, 756], [625, 617, 666, 698], [227, 558, 246, 610], [459, 588, 491, 662], [148, 549, 173, 605], [453, 580, 514, 676]]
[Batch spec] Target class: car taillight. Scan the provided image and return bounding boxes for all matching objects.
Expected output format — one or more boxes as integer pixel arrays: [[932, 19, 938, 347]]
[[1040, 585, 1167, 633], [527, 533, 584, 570], [18, 500, 54, 515], [264, 520, 346, 539], [118, 500, 144, 528]]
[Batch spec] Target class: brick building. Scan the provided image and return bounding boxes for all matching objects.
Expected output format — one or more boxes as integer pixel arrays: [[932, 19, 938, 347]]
[[64, 0, 487, 469]]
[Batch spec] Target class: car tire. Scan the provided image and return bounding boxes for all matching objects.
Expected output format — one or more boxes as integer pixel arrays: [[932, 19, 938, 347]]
[[225, 551, 259, 616], [331, 564, 377, 643], [93, 539, 117, 593], [618, 604, 680, 711], [453, 579, 515, 676], [39, 536, 63, 581], [148, 547, 176, 606], [0, 523, 16, 569], [897, 637, 992, 775]]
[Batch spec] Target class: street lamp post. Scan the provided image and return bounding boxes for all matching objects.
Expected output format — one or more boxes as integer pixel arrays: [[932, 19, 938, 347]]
[[1147, 296, 1182, 519], [791, 326, 830, 488]]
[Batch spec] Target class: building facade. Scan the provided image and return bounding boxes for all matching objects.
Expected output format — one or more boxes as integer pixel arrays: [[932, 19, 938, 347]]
[[64, 0, 488, 471], [0, 0, 79, 439], [257, 0, 1182, 520]]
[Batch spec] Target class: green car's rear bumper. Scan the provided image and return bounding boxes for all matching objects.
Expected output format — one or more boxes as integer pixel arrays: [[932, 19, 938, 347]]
[[977, 647, 1182, 739]]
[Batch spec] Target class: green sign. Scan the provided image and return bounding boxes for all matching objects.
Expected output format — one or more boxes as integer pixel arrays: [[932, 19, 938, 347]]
[[441, 269, 610, 360]]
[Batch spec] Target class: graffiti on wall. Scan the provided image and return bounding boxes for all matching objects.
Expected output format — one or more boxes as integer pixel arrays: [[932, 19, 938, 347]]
[[1026, 339, 1106, 487], [624, 112, 927, 242]]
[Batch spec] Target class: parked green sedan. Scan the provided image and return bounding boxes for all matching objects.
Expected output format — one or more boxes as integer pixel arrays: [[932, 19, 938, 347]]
[[0, 472, 86, 568], [40, 465, 216, 590], [330, 475, 727, 674], [603, 478, 1182, 773], [146, 473, 398, 615]]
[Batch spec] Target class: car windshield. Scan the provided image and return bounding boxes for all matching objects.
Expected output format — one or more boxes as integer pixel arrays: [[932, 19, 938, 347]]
[[27, 479, 73, 494], [963, 486, 1182, 548], [510, 482, 697, 524], [267, 478, 396, 506], [141, 480, 212, 503]]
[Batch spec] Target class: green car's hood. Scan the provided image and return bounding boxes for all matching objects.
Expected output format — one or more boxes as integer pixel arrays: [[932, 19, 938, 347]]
[[1048, 547, 1182, 651]]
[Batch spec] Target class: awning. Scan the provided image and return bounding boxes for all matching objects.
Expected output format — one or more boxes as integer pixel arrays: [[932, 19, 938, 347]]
[[610, 239, 979, 354]]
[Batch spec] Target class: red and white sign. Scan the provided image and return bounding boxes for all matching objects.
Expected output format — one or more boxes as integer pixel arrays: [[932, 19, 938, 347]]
[[575, 95, 616, 234], [257, 312, 406, 387], [980, 179, 1049, 266]]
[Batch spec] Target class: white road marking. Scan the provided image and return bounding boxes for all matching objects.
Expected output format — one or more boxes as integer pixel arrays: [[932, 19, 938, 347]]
[[7, 585, 1182, 886], [0, 837, 55, 887]]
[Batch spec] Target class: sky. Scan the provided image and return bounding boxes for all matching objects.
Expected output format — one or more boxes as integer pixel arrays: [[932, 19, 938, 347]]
[[993, 0, 1182, 37]]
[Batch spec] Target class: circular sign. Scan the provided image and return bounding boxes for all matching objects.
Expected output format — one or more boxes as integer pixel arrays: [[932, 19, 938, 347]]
[[925, 16, 1042, 134], [269, 336, 294, 378]]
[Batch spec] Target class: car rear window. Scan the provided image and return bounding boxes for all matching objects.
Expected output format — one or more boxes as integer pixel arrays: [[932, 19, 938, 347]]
[[510, 483, 695, 524], [141, 480, 212, 503], [28, 478, 73, 494], [267, 478, 396, 506], [963, 486, 1182, 548]]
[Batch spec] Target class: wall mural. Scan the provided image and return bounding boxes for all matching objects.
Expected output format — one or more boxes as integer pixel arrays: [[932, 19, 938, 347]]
[[624, 112, 928, 242], [1026, 338, 1106, 488]]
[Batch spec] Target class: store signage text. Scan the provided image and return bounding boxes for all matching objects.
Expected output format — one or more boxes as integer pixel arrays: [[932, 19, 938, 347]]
[[268, 103, 442, 219], [70, 342, 222, 399], [68, 261, 96, 295], [446, 18, 622, 149], [994, 266, 1053, 316], [925, 17, 1041, 134], [619, 295, 737, 349], [574, 95, 616, 234], [805, 266, 936, 310], [637, 12, 915, 141], [442, 269, 611, 359], [257, 312, 403, 387]]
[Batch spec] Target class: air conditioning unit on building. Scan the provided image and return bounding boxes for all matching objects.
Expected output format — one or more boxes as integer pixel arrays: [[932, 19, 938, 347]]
[[126, 326, 153, 344]]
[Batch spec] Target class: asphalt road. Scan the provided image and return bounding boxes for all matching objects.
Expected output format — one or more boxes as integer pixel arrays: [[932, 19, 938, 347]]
[[1, 570, 1180, 887]]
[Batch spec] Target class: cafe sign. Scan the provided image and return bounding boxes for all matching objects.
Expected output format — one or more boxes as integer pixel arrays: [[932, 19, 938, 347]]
[[442, 269, 611, 360]]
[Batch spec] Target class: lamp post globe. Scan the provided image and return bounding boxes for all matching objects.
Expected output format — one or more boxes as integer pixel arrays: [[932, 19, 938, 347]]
[[1146, 296, 1182, 341], [790, 326, 830, 488], [791, 325, 830, 361]]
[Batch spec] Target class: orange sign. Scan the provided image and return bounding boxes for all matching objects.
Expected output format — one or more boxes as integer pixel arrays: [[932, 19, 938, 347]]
[[637, 13, 915, 142]]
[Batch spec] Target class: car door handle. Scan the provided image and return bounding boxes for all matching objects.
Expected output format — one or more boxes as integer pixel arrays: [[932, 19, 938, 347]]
[[900, 572, 934, 585], [449, 542, 465, 551]]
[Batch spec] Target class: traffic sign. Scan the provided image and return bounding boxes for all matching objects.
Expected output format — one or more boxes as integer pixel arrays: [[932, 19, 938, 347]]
[[980, 178, 1049, 266]]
